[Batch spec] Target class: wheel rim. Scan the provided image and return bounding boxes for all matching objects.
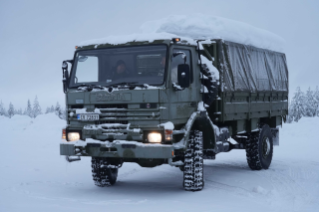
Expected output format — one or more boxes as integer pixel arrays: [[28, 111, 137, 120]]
[[262, 137, 270, 159]]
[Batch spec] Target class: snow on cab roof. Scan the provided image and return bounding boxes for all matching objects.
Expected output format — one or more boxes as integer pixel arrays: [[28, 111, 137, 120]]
[[79, 14, 285, 52], [78, 32, 196, 47]]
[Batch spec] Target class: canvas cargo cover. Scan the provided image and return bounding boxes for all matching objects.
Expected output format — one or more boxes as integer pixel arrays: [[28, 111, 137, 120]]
[[221, 41, 288, 92]]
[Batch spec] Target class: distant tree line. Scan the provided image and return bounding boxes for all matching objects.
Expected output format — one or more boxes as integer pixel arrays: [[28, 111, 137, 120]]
[[0, 96, 66, 120], [287, 86, 319, 123]]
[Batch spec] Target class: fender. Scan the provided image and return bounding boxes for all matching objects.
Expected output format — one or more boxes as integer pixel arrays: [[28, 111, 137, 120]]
[[173, 110, 219, 151]]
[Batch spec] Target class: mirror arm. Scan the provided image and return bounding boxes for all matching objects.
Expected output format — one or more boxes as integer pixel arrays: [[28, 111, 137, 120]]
[[64, 59, 74, 64], [172, 83, 184, 91], [172, 52, 187, 64]]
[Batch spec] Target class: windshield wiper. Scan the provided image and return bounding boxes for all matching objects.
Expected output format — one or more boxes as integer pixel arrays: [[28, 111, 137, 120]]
[[108, 82, 148, 90], [109, 81, 138, 87]]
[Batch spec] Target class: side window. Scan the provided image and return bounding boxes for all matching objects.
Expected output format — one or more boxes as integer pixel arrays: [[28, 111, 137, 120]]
[[171, 49, 192, 83], [75, 56, 98, 83]]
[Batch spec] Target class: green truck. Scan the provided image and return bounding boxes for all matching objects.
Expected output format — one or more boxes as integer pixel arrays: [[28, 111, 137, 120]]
[[60, 36, 288, 191]]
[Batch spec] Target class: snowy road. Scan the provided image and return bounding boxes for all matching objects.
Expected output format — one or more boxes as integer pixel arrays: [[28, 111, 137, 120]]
[[1, 114, 318, 212]]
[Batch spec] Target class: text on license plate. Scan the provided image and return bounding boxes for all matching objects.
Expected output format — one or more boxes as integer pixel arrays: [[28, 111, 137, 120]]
[[77, 114, 99, 121]]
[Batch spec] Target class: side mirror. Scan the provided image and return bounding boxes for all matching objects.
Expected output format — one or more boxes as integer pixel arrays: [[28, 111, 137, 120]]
[[177, 64, 190, 88], [62, 60, 72, 93], [63, 70, 69, 93]]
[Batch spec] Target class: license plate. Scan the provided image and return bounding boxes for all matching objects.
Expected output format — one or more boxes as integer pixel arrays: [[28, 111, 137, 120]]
[[77, 113, 99, 121]]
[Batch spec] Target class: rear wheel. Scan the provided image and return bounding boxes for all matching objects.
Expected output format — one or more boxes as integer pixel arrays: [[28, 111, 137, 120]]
[[91, 157, 118, 187], [183, 130, 204, 191], [246, 124, 273, 170]]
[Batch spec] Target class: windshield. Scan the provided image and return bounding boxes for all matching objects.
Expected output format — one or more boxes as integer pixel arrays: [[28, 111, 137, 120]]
[[69, 45, 167, 88]]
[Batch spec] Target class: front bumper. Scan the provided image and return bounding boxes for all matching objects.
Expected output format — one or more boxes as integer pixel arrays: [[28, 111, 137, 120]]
[[60, 141, 175, 159]]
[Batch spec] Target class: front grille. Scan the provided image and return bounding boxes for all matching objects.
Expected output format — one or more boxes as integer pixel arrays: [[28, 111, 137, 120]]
[[69, 104, 160, 123], [96, 104, 160, 123], [96, 104, 128, 124], [95, 104, 127, 109]]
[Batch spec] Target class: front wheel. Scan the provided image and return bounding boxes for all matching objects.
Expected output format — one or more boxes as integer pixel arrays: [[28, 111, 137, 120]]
[[245, 124, 273, 170], [183, 130, 204, 191], [91, 157, 118, 187]]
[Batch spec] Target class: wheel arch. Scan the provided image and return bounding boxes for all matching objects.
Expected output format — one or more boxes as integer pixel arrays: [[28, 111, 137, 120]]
[[176, 111, 217, 150]]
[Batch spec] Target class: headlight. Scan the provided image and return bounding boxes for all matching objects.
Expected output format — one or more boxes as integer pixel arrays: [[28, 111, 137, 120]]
[[68, 132, 80, 142], [148, 132, 162, 143]]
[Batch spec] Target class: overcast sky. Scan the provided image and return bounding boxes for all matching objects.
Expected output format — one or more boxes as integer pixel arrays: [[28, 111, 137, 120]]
[[1, 0, 318, 109]]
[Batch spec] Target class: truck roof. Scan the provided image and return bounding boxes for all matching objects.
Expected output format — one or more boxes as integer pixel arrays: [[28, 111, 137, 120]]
[[77, 33, 197, 50]]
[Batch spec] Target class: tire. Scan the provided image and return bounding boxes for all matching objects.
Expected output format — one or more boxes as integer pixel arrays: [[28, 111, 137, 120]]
[[91, 157, 118, 187], [183, 130, 204, 191], [245, 124, 273, 170]]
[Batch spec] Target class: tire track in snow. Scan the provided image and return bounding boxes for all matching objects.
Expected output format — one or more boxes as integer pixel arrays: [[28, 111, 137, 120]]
[[253, 161, 319, 212]]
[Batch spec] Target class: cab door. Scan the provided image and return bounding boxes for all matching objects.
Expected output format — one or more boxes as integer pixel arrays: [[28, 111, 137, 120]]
[[168, 46, 200, 125]]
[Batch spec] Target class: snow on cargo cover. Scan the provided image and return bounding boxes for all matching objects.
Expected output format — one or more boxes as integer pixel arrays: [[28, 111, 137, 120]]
[[79, 14, 285, 53], [141, 14, 285, 52]]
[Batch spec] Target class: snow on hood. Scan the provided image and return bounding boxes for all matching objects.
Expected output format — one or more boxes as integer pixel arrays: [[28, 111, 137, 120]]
[[79, 32, 196, 47], [140, 14, 285, 52]]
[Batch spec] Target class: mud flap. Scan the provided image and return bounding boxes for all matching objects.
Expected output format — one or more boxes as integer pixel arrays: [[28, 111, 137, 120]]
[[272, 128, 279, 146]]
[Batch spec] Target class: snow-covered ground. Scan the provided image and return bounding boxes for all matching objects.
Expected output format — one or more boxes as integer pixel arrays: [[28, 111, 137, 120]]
[[0, 114, 318, 212]]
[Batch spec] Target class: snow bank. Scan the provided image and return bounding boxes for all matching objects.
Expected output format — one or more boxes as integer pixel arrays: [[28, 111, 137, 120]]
[[0, 115, 33, 131], [141, 14, 285, 52], [0, 113, 65, 133]]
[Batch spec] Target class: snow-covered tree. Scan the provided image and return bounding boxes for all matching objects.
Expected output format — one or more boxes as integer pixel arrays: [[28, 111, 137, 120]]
[[55, 102, 61, 113], [15, 108, 23, 115], [0, 101, 6, 116], [289, 87, 306, 122], [50, 105, 55, 113], [33, 96, 42, 118], [45, 105, 55, 114], [313, 86, 319, 117], [25, 99, 33, 118], [7, 102, 15, 118], [286, 99, 294, 123], [61, 108, 67, 120], [45, 107, 51, 114], [55, 102, 64, 119], [304, 87, 316, 117]]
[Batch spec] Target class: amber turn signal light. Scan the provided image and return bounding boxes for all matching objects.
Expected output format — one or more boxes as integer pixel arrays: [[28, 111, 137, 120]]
[[62, 129, 66, 140]]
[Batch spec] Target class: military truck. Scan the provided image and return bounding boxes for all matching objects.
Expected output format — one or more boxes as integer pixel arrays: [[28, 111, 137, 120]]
[[60, 35, 288, 191]]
